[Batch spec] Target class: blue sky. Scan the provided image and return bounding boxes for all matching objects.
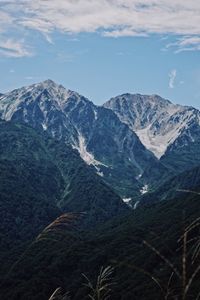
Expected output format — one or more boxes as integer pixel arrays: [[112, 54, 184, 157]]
[[0, 1, 200, 109]]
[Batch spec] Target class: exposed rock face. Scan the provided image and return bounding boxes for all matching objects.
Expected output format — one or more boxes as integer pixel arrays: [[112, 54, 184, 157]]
[[104, 93, 200, 158], [2, 81, 200, 197], [0, 80, 157, 197], [0, 80, 78, 143]]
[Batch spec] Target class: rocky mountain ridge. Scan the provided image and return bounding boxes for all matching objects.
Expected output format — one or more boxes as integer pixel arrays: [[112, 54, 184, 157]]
[[0, 80, 157, 198], [1, 80, 200, 198], [104, 93, 200, 158]]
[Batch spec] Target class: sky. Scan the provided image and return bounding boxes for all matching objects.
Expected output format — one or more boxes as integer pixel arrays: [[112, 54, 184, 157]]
[[0, 1, 200, 109]]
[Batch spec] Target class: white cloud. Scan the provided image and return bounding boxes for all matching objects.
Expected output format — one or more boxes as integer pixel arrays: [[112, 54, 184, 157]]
[[169, 69, 177, 89], [5, 1, 200, 35], [42, 32, 54, 44], [166, 36, 200, 52], [1, 1, 200, 52], [0, 39, 33, 57], [0, 10, 13, 33]]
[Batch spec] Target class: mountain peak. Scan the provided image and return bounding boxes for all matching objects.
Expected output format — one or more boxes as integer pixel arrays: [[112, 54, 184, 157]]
[[34, 79, 65, 92], [108, 93, 173, 107], [33, 80, 90, 104], [42, 79, 56, 85], [104, 94, 200, 158], [0, 79, 89, 129]]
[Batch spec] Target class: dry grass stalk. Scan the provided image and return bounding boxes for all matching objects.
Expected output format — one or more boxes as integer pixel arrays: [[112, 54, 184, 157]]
[[48, 287, 71, 300], [141, 216, 200, 300], [82, 266, 114, 300]]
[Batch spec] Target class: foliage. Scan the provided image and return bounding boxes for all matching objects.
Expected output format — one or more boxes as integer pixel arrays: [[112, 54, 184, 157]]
[[0, 120, 128, 285], [140, 166, 200, 205], [0, 190, 200, 300]]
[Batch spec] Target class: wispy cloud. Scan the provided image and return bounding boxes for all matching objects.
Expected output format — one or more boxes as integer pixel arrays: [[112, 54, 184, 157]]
[[0, 10, 13, 33], [166, 36, 200, 53], [1, 1, 200, 53], [169, 69, 177, 89], [0, 39, 33, 58]]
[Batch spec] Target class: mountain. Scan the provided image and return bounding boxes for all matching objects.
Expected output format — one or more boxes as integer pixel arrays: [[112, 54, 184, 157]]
[[140, 165, 200, 205], [104, 93, 200, 192], [0, 80, 78, 143], [104, 93, 200, 158], [1, 82, 200, 199], [59, 90, 158, 197], [1, 188, 200, 300], [0, 120, 128, 280], [0, 80, 158, 198]]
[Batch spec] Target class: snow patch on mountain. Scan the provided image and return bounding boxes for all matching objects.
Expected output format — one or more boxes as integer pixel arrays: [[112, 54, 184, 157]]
[[123, 198, 140, 209], [136, 121, 186, 159], [73, 133, 104, 166], [96, 166, 104, 177], [133, 201, 140, 210], [123, 198, 133, 208], [94, 109, 98, 120], [140, 184, 149, 195], [42, 123, 47, 131]]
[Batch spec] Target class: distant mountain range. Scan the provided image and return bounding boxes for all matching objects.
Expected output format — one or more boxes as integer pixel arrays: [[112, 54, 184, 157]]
[[0, 80, 156, 198], [1, 80, 200, 201]]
